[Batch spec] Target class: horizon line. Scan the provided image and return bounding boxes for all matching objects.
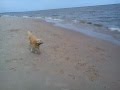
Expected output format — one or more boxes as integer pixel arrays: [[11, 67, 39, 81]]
[[0, 3, 119, 13]]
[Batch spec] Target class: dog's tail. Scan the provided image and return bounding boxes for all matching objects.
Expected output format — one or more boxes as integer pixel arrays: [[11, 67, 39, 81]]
[[28, 31, 33, 38]]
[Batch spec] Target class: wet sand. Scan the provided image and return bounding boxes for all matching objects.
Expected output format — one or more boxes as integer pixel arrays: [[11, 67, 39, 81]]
[[0, 16, 120, 90]]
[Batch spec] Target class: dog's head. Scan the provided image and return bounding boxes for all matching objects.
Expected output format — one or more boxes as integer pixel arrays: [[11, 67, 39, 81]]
[[36, 39, 43, 46]]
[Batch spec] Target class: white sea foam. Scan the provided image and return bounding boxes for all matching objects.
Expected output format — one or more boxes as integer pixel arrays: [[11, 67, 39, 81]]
[[1, 15, 18, 18], [2, 15, 10, 17], [52, 18, 63, 22], [72, 20, 79, 23], [109, 27, 120, 32], [44, 17, 63, 23], [44, 17, 53, 22], [34, 17, 43, 19], [22, 16, 30, 18]]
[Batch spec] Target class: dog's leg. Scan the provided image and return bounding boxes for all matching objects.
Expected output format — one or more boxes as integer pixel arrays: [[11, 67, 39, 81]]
[[33, 48, 40, 54], [29, 44, 31, 50], [34, 48, 39, 54], [31, 47, 37, 53], [31, 47, 34, 53], [37, 48, 40, 54], [31, 48, 33, 52]]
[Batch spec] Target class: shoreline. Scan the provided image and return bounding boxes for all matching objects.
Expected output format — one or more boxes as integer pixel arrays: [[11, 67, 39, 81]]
[[2, 15, 120, 45], [0, 16, 120, 90], [39, 17, 120, 46]]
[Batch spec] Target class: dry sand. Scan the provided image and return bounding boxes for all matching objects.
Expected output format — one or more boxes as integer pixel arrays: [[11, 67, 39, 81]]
[[0, 16, 120, 90]]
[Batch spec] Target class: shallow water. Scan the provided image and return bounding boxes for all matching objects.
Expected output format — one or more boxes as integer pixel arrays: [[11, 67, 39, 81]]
[[1, 4, 120, 31], [54, 22, 120, 45]]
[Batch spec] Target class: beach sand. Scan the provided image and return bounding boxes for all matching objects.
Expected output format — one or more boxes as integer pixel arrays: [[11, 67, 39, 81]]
[[0, 16, 120, 90]]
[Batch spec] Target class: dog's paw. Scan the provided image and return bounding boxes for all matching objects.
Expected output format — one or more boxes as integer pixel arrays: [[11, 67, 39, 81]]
[[31, 48, 35, 53], [35, 49, 40, 54], [37, 51, 40, 55], [31, 48, 33, 52]]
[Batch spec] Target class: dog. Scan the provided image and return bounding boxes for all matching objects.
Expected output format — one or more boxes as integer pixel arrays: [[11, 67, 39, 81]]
[[27, 31, 43, 54]]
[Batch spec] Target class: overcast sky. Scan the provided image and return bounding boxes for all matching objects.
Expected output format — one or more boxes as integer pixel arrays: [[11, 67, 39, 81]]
[[0, 0, 120, 12]]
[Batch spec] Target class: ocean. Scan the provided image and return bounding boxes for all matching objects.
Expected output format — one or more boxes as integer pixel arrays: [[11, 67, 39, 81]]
[[1, 3, 120, 44]]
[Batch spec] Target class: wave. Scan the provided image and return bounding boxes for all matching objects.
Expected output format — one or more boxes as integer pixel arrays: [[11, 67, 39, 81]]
[[2, 15, 10, 17], [22, 16, 30, 18], [72, 20, 79, 23], [34, 17, 43, 19], [1, 15, 18, 18], [109, 27, 120, 32], [44, 17, 63, 23], [78, 20, 103, 27], [93, 23, 103, 27]]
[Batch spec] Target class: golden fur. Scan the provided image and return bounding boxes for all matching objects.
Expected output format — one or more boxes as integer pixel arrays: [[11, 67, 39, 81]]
[[27, 31, 43, 53]]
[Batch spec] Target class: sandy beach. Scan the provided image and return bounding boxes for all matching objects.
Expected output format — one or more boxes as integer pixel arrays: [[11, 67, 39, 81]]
[[0, 16, 120, 90]]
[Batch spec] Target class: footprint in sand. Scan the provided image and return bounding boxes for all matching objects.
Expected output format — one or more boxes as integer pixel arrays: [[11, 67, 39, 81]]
[[60, 69, 64, 74], [9, 67, 16, 71], [85, 65, 99, 81], [9, 29, 20, 32], [65, 57, 70, 61], [89, 46, 105, 54], [75, 61, 87, 70], [68, 74, 75, 80]]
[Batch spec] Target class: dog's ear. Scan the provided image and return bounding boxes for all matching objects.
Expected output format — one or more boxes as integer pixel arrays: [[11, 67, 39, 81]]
[[40, 40, 43, 44]]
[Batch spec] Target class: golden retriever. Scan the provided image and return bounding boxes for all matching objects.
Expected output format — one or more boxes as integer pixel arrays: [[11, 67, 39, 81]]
[[27, 31, 43, 54]]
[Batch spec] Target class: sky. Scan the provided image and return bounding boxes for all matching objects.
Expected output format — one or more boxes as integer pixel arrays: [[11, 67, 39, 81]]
[[0, 0, 120, 12]]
